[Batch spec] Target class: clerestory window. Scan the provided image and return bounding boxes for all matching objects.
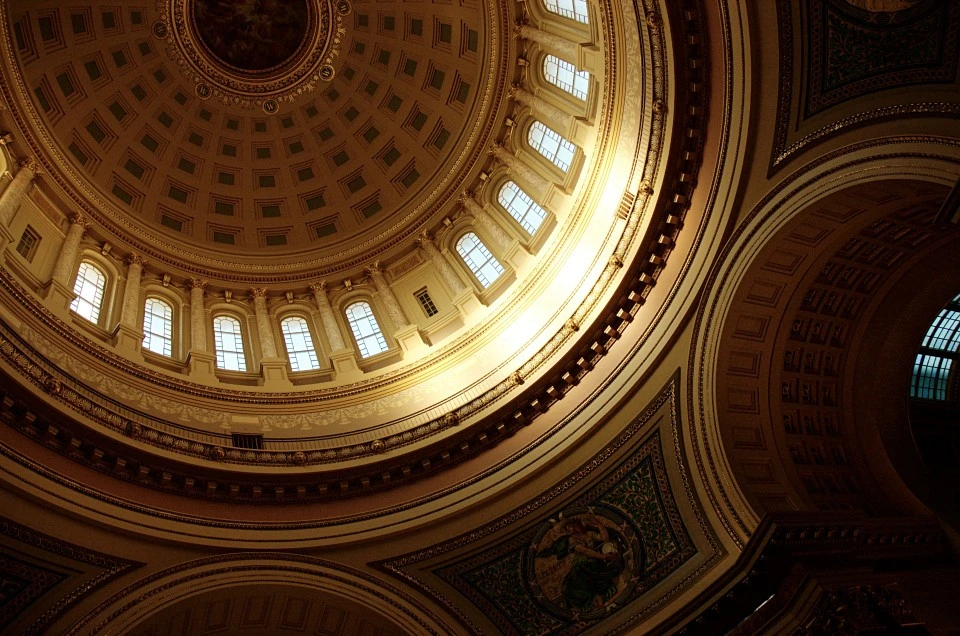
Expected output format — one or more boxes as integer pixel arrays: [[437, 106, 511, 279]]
[[911, 293, 960, 401], [543, 55, 590, 100], [70, 261, 107, 323], [543, 0, 589, 23], [213, 315, 247, 371], [345, 301, 389, 358], [280, 316, 321, 371], [528, 121, 576, 173], [142, 297, 173, 357], [456, 232, 504, 288], [498, 180, 547, 234]]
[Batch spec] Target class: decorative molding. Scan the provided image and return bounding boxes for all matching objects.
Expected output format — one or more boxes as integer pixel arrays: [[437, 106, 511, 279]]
[[0, 516, 141, 636], [378, 373, 722, 635]]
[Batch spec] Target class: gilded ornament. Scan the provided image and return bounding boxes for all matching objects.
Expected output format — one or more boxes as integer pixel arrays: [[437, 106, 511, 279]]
[[44, 377, 62, 395]]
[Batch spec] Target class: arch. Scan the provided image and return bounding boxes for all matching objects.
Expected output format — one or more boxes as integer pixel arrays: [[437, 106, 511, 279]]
[[344, 301, 389, 358], [455, 231, 504, 288], [213, 314, 247, 372], [280, 315, 321, 371], [542, 0, 589, 23], [527, 120, 577, 172], [69, 260, 107, 323], [142, 297, 173, 357], [543, 54, 590, 100], [497, 180, 547, 234]]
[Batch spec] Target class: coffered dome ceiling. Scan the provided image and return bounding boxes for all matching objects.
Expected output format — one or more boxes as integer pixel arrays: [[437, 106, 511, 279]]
[[6, 0, 503, 274]]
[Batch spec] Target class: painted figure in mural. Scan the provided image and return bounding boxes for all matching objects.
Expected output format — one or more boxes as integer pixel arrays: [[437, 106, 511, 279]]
[[535, 518, 628, 612], [193, 0, 310, 71]]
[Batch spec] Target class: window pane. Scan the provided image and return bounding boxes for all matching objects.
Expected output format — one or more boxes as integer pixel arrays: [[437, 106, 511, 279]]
[[456, 232, 504, 288], [527, 121, 576, 172], [498, 180, 546, 234], [543, 55, 590, 100], [69, 261, 106, 323], [280, 316, 321, 371], [345, 302, 389, 358], [142, 297, 173, 357], [213, 315, 247, 371], [922, 308, 960, 353], [543, 0, 589, 23]]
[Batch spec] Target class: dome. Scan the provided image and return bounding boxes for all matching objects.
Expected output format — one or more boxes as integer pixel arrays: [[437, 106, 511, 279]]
[[8, 0, 507, 275]]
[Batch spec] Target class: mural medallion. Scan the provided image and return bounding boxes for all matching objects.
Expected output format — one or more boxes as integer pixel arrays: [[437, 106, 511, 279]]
[[153, 0, 350, 109], [191, 0, 311, 72], [523, 505, 645, 620]]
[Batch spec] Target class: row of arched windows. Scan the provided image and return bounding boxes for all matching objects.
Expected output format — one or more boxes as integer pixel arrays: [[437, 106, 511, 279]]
[[67, 228, 519, 372]]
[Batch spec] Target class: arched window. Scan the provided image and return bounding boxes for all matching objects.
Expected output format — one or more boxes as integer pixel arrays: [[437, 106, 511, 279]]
[[280, 316, 321, 371], [69, 261, 107, 323], [213, 315, 247, 372], [543, 55, 590, 100], [142, 297, 173, 357], [527, 121, 576, 172], [543, 0, 589, 23], [911, 293, 960, 400], [456, 232, 504, 288], [497, 181, 547, 234], [345, 302, 389, 358]]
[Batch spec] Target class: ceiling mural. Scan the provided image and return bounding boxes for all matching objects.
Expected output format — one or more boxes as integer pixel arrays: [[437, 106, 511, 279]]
[[192, 0, 312, 72]]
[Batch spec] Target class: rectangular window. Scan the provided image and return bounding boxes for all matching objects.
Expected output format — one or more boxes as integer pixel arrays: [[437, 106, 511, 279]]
[[16, 226, 40, 262], [415, 288, 438, 317]]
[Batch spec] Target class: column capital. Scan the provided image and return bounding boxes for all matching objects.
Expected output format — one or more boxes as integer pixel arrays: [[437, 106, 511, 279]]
[[189, 278, 206, 291], [365, 260, 384, 276], [507, 82, 522, 98], [309, 281, 328, 294], [513, 19, 527, 37], [125, 253, 144, 267], [415, 230, 435, 246], [67, 212, 88, 228], [18, 156, 39, 174], [250, 287, 268, 298], [457, 190, 477, 203]]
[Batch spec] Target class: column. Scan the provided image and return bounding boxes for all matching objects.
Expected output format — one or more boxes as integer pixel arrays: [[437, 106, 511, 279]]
[[417, 232, 485, 320], [251, 288, 290, 387], [0, 157, 37, 245], [44, 213, 87, 311], [417, 232, 466, 294], [310, 282, 361, 379], [189, 279, 207, 351], [186, 278, 217, 379], [490, 141, 551, 199], [366, 262, 408, 330], [310, 282, 347, 351], [509, 83, 575, 136], [459, 192, 511, 251], [250, 288, 278, 358], [367, 262, 426, 352], [515, 23, 580, 61], [114, 254, 144, 351]]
